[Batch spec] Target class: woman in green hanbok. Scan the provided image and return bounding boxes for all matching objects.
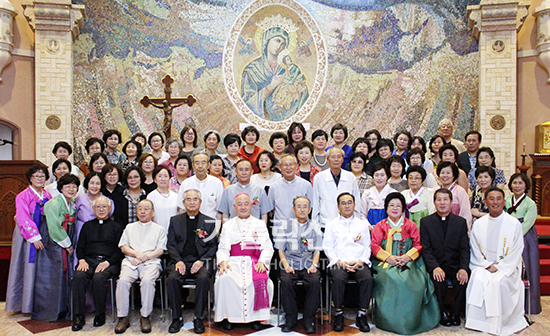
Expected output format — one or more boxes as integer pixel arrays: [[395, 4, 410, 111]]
[[506, 173, 541, 314], [33, 174, 79, 321], [371, 192, 439, 334], [401, 166, 435, 228]]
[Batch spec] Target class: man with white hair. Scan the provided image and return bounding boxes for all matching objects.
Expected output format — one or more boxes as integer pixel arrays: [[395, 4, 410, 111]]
[[71, 196, 124, 331], [177, 152, 223, 219], [312, 147, 360, 228], [167, 189, 218, 334], [438, 119, 467, 153], [214, 193, 274, 331]]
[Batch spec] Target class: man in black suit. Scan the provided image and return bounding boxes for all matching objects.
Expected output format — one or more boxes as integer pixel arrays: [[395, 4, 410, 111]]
[[457, 131, 481, 175], [167, 189, 218, 334], [72, 196, 124, 331], [420, 188, 470, 327]]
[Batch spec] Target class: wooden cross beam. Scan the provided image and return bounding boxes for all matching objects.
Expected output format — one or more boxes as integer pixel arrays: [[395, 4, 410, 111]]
[[140, 75, 197, 139]]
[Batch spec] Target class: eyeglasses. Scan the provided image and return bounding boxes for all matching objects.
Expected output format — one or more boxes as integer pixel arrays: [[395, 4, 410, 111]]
[[93, 205, 109, 210], [31, 174, 46, 179]]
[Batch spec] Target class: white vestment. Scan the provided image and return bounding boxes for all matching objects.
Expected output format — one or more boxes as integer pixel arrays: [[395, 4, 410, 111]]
[[465, 212, 528, 336], [214, 216, 274, 323]]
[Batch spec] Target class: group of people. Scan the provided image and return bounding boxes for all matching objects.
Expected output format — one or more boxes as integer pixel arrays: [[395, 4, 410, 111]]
[[5, 119, 539, 335]]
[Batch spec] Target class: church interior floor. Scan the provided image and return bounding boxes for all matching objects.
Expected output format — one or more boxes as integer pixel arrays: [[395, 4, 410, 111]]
[[2, 298, 550, 335]]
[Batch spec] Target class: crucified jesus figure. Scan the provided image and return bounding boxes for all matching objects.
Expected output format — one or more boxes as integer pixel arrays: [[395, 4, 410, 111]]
[[146, 99, 187, 137]]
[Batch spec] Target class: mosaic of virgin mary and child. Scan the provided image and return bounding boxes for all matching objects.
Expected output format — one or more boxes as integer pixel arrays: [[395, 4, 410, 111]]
[[240, 16, 310, 122]]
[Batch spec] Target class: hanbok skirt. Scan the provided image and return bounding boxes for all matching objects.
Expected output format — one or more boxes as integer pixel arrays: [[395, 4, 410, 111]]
[[372, 238, 439, 335], [523, 225, 541, 314], [368, 208, 387, 226], [32, 220, 74, 321], [409, 209, 429, 229], [5, 224, 39, 313]]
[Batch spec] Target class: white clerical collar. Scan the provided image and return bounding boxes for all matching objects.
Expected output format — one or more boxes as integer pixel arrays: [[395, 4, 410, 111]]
[[237, 182, 250, 189], [284, 177, 295, 184], [139, 221, 153, 226], [98, 220, 104, 224], [296, 219, 308, 226]]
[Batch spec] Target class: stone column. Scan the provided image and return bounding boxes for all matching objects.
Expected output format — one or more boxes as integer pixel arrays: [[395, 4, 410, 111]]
[[22, 0, 84, 164], [468, 0, 530, 179]]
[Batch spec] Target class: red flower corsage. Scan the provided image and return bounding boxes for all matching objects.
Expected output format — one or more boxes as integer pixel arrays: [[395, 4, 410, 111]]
[[301, 237, 309, 246], [252, 230, 258, 241], [354, 234, 361, 242], [195, 228, 207, 239], [252, 197, 259, 206]]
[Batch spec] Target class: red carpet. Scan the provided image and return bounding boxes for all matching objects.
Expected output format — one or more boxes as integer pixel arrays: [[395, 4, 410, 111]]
[[18, 319, 72, 334]]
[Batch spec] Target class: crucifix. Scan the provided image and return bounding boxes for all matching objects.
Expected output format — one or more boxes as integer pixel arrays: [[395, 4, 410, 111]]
[[140, 75, 197, 139]]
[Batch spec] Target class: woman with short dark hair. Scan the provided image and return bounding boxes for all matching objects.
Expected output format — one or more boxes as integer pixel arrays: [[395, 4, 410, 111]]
[[146, 166, 178, 231], [180, 125, 203, 158], [6, 164, 52, 316], [238, 125, 264, 174], [80, 137, 105, 178], [371, 192, 439, 334], [250, 150, 282, 194], [471, 166, 495, 221], [286, 122, 307, 155], [506, 173, 541, 314], [326, 123, 352, 168], [34, 174, 80, 321], [436, 161, 472, 230], [120, 140, 143, 173], [311, 129, 329, 171]]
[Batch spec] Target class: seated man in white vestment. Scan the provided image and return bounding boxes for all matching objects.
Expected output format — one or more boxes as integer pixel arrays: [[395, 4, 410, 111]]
[[465, 187, 529, 336], [214, 192, 274, 331]]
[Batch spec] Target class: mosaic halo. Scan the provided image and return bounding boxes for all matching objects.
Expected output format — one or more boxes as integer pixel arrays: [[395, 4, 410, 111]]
[[223, 0, 327, 131]]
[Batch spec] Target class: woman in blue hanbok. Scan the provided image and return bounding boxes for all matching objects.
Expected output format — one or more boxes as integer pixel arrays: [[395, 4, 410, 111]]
[[361, 162, 396, 225]]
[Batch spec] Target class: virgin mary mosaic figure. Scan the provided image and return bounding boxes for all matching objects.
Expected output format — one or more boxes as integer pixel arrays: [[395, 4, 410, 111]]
[[241, 16, 309, 122]]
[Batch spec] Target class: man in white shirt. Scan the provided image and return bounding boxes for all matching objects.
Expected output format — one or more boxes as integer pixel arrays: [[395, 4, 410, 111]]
[[177, 152, 223, 219], [214, 193, 274, 331], [115, 199, 167, 334], [465, 187, 528, 335], [323, 192, 373, 332], [312, 147, 360, 228], [217, 159, 273, 224], [269, 154, 313, 233]]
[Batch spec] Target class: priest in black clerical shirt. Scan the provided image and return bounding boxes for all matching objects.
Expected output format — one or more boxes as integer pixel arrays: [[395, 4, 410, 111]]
[[420, 188, 470, 327], [72, 196, 124, 331], [166, 189, 218, 334]]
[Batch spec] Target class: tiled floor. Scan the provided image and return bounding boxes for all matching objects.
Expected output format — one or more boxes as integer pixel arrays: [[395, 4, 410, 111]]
[[2, 298, 550, 335]]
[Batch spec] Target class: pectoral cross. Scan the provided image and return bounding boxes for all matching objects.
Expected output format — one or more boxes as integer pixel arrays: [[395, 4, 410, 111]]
[[140, 75, 197, 139]]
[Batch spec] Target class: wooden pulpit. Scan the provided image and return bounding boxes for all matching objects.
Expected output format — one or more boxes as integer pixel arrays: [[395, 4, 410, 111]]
[[530, 154, 550, 216], [0, 160, 42, 301]]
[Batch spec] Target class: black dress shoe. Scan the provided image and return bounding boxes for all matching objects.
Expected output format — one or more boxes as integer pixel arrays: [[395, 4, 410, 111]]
[[356, 314, 370, 332], [72, 314, 85, 331], [169, 319, 183, 333], [303, 320, 316, 334], [451, 313, 461, 326], [333, 314, 344, 332], [221, 319, 233, 330], [250, 321, 262, 330], [193, 318, 205, 334], [93, 313, 105, 327], [439, 312, 452, 327], [281, 320, 297, 333]]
